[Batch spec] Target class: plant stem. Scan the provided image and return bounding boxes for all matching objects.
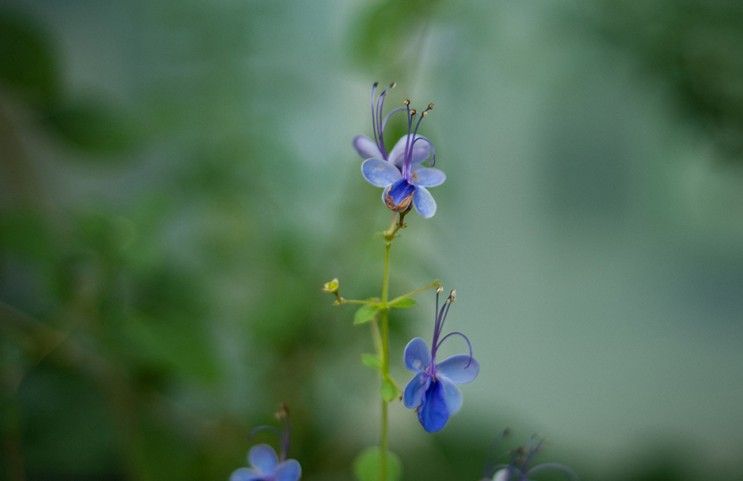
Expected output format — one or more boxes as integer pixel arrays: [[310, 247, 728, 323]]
[[378, 211, 406, 481]]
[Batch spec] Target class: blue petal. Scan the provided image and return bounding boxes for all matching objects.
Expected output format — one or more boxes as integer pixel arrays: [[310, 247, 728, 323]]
[[248, 444, 278, 473], [404, 337, 430, 372], [361, 158, 402, 188], [403, 371, 431, 409], [274, 459, 302, 481], [410, 167, 446, 187], [418, 381, 450, 432], [388, 134, 433, 169], [493, 468, 511, 481], [387, 178, 415, 205], [353, 135, 383, 160], [230, 468, 262, 481], [440, 376, 463, 415], [412, 186, 437, 218], [436, 355, 479, 384]]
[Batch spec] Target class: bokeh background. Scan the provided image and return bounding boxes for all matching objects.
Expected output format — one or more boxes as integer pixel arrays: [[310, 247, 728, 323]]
[[2, 1, 743, 480]]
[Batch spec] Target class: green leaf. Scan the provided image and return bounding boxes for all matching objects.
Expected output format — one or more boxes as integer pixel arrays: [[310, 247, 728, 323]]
[[361, 353, 381, 369], [354, 304, 380, 325], [388, 297, 416, 309], [44, 99, 140, 155], [353, 446, 402, 481], [381, 377, 399, 402], [0, 11, 59, 106]]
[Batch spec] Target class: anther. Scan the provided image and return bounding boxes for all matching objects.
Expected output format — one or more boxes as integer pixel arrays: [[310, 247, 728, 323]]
[[373, 81, 379, 88], [389, 82, 397, 89], [403, 98, 410, 106], [436, 286, 444, 294], [448, 289, 457, 303], [410, 109, 417, 116]]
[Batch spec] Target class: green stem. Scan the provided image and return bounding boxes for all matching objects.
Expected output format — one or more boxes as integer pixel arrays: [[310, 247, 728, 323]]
[[378, 211, 406, 481]]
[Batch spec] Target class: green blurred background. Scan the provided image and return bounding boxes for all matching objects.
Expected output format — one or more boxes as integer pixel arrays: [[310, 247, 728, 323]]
[[2, 1, 743, 480]]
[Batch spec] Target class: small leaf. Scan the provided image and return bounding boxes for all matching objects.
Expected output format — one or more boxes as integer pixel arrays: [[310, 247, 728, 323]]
[[381, 377, 400, 402], [361, 353, 381, 369], [389, 297, 416, 309], [353, 446, 402, 481], [354, 304, 380, 325]]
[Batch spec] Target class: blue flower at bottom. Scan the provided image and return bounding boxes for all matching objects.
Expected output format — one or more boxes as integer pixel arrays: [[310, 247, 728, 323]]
[[230, 444, 301, 481], [403, 337, 479, 432], [402, 289, 479, 433]]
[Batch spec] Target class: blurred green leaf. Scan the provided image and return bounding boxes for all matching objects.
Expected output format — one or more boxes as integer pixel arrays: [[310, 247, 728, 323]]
[[353, 446, 402, 481], [380, 377, 399, 402], [354, 304, 380, 325], [0, 10, 58, 106], [44, 99, 140, 155], [361, 353, 381, 369], [350, 0, 440, 71], [388, 297, 416, 309]]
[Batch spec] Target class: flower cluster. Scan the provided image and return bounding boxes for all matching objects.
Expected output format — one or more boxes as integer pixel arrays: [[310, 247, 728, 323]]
[[403, 288, 480, 432], [353, 82, 446, 218]]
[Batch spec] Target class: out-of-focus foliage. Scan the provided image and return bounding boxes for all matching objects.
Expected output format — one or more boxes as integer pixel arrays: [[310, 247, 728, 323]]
[[1, 1, 743, 481], [590, 0, 743, 161]]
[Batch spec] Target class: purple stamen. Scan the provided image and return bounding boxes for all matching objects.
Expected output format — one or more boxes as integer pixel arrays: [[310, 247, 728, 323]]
[[370, 82, 379, 147], [430, 290, 456, 362], [436, 331, 474, 368], [381, 106, 405, 133], [369, 82, 397, 159], [401, 102, 434, 177], [409, 136, 436, 166]]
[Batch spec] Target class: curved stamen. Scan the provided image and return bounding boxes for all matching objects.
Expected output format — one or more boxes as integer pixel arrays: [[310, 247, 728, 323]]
[[275, 403, 291, 461], [523, 436, 543, 465], [408, 136, 437, 167], [375, 82, 395, 157], [370, 82, 379, 146], [431, 290, 452, 353], [402, 103, 434, 176], [381, 106, 405, 133], [403, 106, 414, 176], [436, 331, 474, 367]]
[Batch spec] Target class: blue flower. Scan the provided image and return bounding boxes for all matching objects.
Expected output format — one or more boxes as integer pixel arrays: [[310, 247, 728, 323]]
[[230, 405, 301, 481], [230, 444, 301, 481], [353, 82, 445, 218], [484, 434, 577, 481], [403, 289, 479, 432]]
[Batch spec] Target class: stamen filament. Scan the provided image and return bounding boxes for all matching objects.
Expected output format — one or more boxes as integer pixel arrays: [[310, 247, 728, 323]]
[[436, 331, 474, 367]]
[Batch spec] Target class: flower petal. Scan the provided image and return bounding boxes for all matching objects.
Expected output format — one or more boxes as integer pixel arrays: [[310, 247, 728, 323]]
[[388, 134, 432, 169], [413, 186, 437, 218], [417, 380, 450, 433], [230, 468, 262, 481], [493, 468, 511, 481], [436, 355, 479, 384], [403, 371, 431, 409], [248, 444, 278, 473], [440, 376, 463, 415], [388, 178, 415, 204], [274, 459, 302, 481], [410, 167, 446, 187], [353, 135, 383, 160], [404, 337, 430, 372], [361, 158, 402, 188]]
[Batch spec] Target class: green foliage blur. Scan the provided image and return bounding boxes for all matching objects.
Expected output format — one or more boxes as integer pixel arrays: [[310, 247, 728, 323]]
[[2, 1, 743, 481]]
